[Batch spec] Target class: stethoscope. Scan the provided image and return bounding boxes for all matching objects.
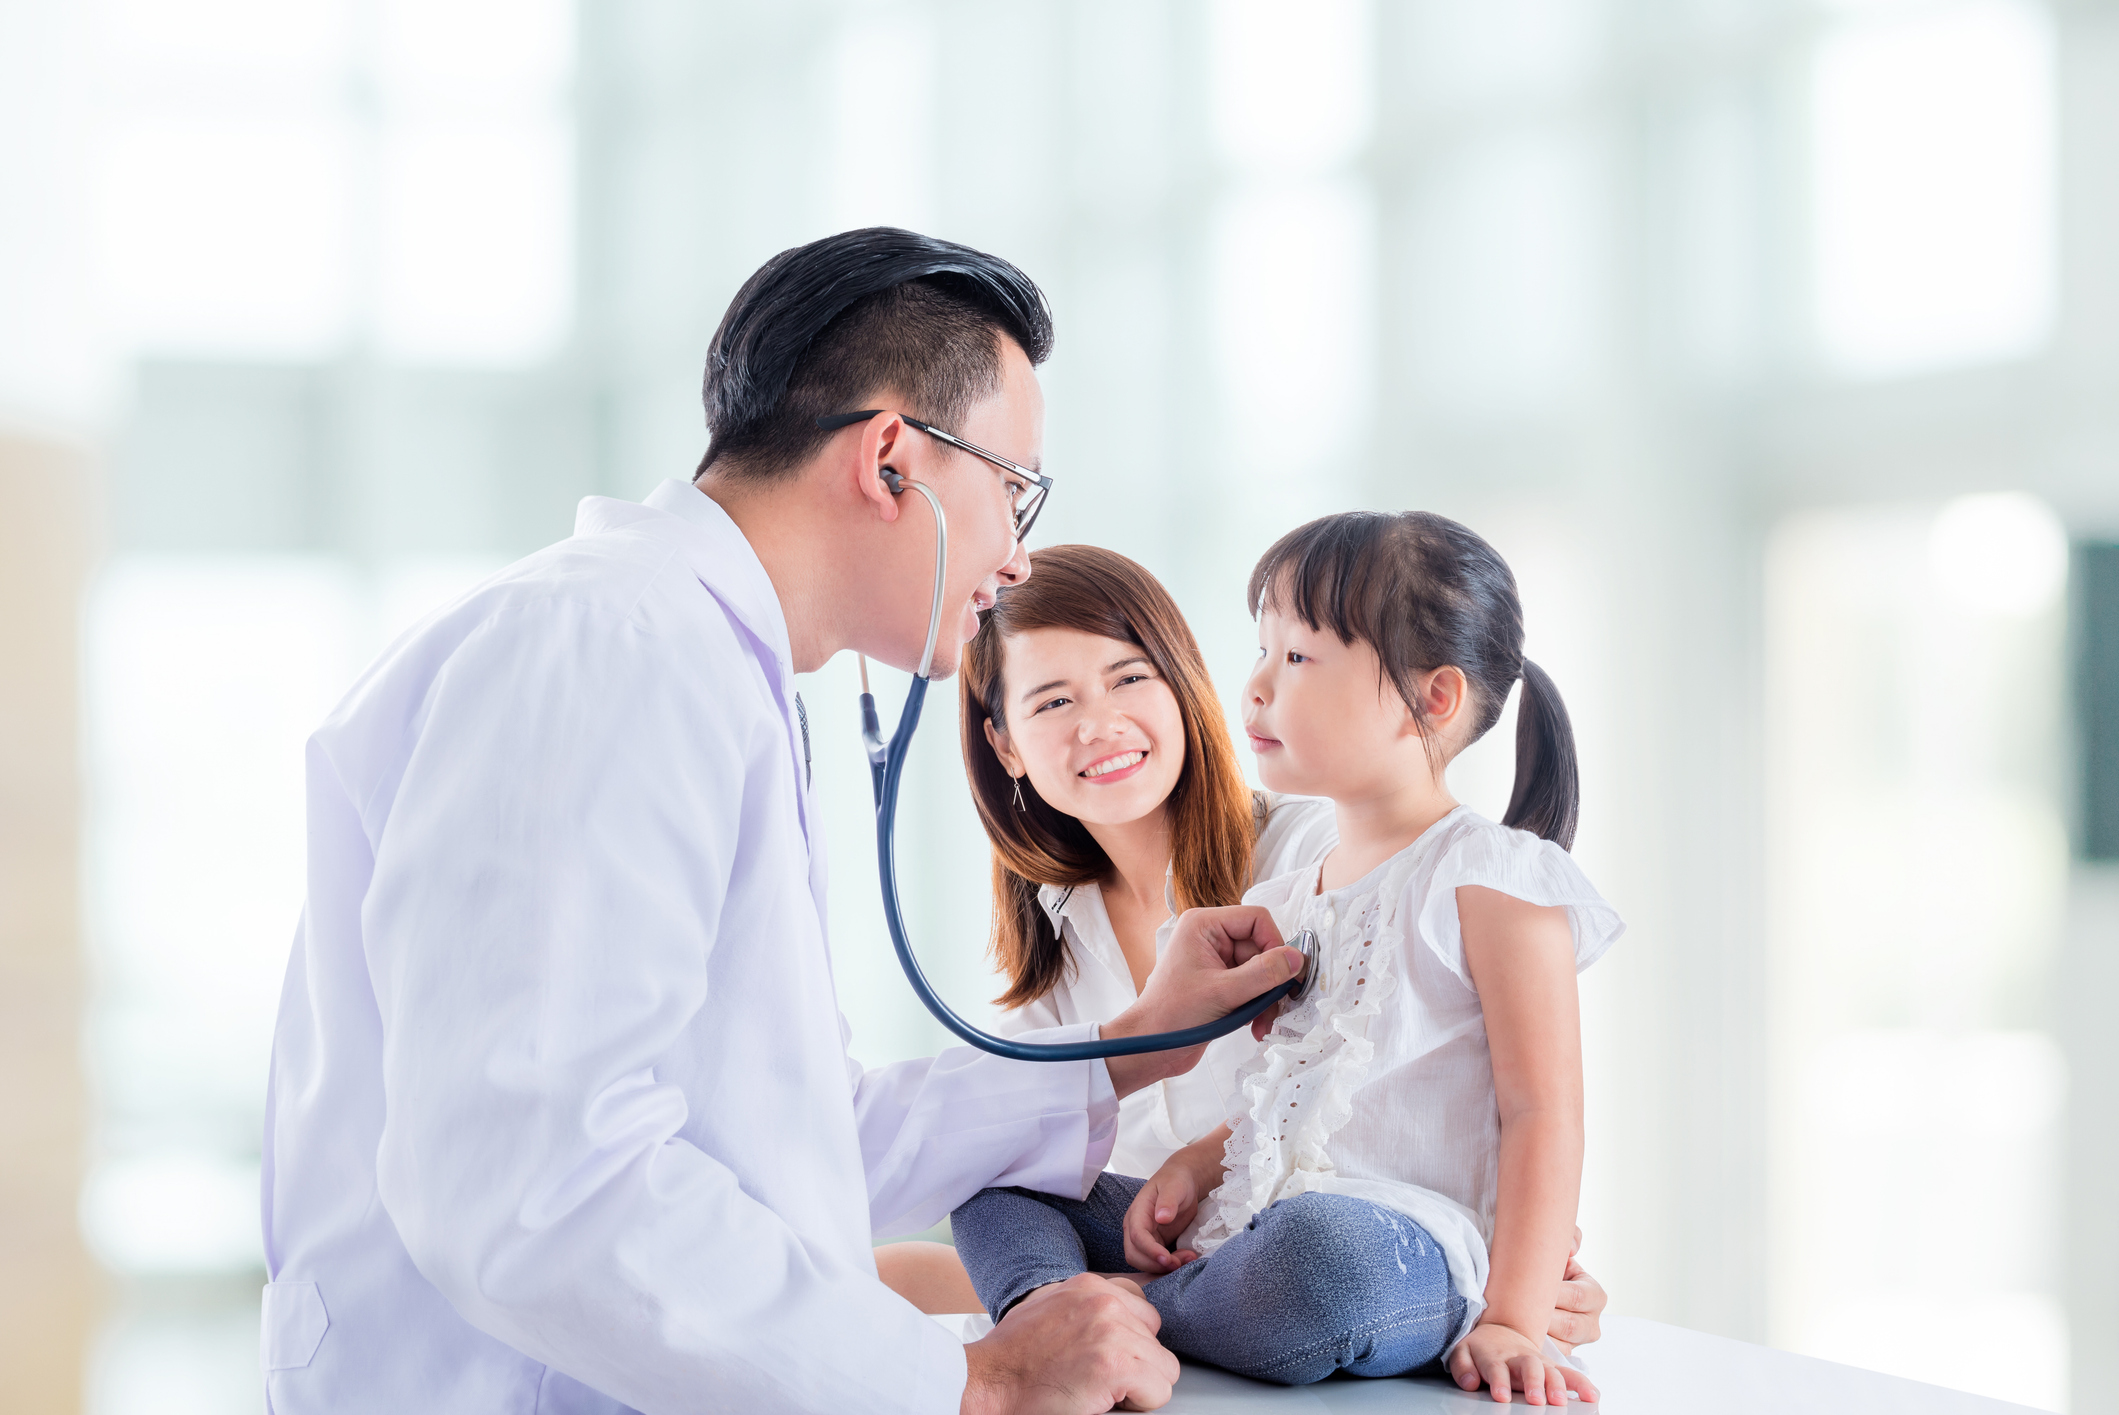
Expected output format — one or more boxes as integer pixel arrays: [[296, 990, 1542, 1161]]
[[854, 470, 1320, 1062]]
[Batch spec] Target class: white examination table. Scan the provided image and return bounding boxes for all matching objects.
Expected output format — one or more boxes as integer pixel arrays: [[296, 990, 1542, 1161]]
[[1152, 1316, 2050, 1414]]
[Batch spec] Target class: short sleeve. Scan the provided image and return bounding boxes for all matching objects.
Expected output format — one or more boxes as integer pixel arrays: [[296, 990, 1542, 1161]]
[[1411, 821, 1624, 990]]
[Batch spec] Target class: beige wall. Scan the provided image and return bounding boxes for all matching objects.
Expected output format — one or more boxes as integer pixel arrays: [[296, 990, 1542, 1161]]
[[0, 428, 97, 1413]]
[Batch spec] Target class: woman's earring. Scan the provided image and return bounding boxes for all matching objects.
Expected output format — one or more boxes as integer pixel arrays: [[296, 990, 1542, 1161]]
[[1012, 775, 1026, 811]]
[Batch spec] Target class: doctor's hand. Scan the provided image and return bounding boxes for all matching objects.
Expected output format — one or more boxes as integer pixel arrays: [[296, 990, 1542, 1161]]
[[961, 1274, 1178, 1415], [1102, 905, 1302, 1099]]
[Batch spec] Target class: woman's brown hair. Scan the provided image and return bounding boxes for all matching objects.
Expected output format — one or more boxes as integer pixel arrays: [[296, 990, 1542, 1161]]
[[960, 545, 1256, 1008]]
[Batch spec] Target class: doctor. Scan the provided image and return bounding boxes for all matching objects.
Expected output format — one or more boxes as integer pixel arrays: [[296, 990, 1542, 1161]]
[[260, 227, 1305, 1414]]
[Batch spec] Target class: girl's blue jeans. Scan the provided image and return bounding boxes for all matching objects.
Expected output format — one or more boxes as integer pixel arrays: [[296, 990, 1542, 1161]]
[[950, 1172, 1467, 1386]]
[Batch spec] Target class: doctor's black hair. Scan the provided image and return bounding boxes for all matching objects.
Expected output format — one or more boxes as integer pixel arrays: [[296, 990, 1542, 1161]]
[[696, 227, 1054, 480], [1247, 511, 1581, 850]]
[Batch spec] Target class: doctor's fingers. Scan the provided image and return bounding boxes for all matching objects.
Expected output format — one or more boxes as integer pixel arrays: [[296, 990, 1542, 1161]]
[[1052, 1272, 1163, 1336], [1171, 905, 1285, 965], [1208, 946, 1304, 1012], [1107, 1340, 1181, 1412], [1069, 1288, 1176, 1407]]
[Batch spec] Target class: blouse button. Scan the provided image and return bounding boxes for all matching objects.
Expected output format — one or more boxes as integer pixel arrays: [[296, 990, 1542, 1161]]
[[1321, 908, 1337, 930]]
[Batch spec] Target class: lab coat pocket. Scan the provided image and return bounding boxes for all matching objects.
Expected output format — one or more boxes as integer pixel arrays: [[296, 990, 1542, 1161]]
[[260, 1280, 329, 1371]]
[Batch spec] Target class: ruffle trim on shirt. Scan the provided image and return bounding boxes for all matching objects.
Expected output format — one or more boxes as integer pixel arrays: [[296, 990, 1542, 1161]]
[[1193, 863, 1415, 1253], [1412, 824, 1626, 991]]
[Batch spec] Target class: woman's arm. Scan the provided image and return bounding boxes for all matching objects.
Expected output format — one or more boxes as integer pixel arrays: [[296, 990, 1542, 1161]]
[[1451, 884, 1594, 1407]]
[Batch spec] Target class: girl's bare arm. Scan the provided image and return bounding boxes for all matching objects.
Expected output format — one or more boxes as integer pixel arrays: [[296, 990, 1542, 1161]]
[[1453, 884, 1592, 1405]]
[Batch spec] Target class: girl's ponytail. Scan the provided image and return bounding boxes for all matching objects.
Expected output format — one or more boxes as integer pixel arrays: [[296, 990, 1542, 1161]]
[[1502, 659, 1580, 851]]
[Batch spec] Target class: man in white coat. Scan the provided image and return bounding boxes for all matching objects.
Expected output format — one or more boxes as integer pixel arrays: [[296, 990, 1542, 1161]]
[[262, 228, 1309, 1414]]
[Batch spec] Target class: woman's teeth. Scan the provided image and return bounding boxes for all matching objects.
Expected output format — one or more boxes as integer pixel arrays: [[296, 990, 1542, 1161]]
[[1082, 751, 1147, 779]]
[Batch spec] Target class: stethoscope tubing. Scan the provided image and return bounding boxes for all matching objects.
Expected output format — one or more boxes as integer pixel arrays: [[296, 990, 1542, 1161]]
[[862, 473, 1304, 1062]]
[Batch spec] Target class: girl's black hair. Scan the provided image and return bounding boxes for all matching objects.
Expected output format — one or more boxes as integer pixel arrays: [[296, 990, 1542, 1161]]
[[1246, 510, 1581, 850]]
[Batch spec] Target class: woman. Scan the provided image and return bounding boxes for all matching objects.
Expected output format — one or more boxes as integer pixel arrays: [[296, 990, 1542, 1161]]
[[877, 546, 1605, 1351]]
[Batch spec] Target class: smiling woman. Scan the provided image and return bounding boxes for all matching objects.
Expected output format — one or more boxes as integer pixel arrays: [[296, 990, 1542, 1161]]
[[870, 545, 1340, 1316], [960, 546, 1271, 1010]]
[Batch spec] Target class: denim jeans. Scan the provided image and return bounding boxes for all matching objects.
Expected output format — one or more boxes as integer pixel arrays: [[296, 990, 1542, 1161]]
[[951, 1173, 1467, 1386]]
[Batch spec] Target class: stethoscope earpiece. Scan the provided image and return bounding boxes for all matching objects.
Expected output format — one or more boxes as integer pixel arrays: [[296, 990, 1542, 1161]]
[[880, 467, 906, 495]]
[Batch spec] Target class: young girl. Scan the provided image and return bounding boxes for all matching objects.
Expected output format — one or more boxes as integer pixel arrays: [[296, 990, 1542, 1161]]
[[949, 511, 1621, 1403]]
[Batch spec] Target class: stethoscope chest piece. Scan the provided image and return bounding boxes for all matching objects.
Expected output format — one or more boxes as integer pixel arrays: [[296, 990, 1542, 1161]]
[[1286, 928, 1322, 1003]]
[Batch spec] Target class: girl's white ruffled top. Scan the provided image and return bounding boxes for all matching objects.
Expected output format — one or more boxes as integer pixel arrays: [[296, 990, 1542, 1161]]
[[1189, 806, 1623, 1340]]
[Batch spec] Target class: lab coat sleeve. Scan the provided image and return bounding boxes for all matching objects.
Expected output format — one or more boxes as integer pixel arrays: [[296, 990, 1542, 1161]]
[[362, 598, 965, 1415], [852, 1025, 1120, 1239]]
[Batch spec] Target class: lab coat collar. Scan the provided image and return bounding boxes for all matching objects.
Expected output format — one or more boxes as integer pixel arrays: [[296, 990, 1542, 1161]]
[[576, 479, 795, 678]]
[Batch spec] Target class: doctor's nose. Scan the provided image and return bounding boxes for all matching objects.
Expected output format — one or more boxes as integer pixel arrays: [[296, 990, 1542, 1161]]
[[997, 537, 1030, 587]]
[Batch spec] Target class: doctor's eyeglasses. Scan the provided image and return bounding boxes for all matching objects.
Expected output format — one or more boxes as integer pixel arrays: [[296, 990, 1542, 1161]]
[[816, 409, 1051, 542]]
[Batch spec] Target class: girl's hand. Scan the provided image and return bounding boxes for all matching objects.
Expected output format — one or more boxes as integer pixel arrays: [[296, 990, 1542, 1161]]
[[1249, 1000, 1283, 1041], [1449, 1321, 1599, 1405], [1122, 1162, 1210, 1275]]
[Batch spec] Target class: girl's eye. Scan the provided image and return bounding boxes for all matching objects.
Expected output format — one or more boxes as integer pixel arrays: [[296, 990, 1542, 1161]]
[[1285, 651, 1308, 665]]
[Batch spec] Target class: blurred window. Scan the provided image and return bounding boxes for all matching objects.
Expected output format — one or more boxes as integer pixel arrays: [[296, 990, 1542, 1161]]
[[93, 0, 574, 364], [1398, 126, 1607, 418], [1766, 495, 2071, 1412], [1811, 0, 2056, 377]]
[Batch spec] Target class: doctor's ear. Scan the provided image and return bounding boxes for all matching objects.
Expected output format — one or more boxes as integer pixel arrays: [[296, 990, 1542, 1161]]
[[844, 414, 910, 522], [983, 716, 1023, 777]]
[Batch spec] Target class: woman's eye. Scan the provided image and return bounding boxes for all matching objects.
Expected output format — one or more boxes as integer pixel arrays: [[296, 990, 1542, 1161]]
[[1115, 674, 1149, 687], [1032, 696, 1070, 715]]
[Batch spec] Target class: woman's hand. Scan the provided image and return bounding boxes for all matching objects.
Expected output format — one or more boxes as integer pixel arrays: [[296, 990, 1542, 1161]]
[[1449, 1320, 1599, 1406], [1549, 1228, 1606, 1352], [1121, 1131, 1228, 1275]]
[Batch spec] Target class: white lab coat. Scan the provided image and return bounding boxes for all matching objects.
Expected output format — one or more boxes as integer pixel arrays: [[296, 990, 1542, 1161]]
[[260, 479, 1120, 1415]]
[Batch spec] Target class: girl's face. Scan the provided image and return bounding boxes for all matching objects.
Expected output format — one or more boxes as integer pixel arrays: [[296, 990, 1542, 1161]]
[[1243, 605, 1425, 798], [985, 627, 1187, 829]]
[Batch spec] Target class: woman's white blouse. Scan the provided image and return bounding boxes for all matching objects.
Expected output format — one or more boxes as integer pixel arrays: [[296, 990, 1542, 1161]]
[[988, 794, 1339, 1179], [1189, 806, 1623, 1339]]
